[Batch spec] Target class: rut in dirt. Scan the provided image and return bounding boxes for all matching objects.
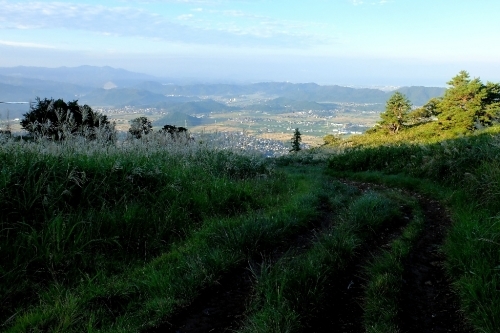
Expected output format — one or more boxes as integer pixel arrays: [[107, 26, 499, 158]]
[[305, 181, 414, 333], [397, 195, 471, 333]]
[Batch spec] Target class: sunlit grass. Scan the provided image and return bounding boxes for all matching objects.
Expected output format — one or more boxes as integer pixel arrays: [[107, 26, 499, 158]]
[[327, 125, 500, 333]]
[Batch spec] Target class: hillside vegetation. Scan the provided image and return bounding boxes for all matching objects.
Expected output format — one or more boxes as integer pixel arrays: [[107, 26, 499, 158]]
[[325, 71, 500, 332], [1, 71, 499, 332]]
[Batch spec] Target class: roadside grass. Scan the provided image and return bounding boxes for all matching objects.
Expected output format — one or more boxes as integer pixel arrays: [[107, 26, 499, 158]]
[[327, 126, 500, 332], [238, 188, 406, 333], [363, 197, 424, 333], [1, 136, 332, 332]]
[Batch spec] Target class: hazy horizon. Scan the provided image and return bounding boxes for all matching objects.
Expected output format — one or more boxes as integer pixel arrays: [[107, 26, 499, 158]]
[[2, 1, 500, 87]]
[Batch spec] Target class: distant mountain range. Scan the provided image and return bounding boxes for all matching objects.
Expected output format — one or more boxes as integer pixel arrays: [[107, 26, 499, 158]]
[[0, 66, 446, 118], [0, 65, 158, 88]]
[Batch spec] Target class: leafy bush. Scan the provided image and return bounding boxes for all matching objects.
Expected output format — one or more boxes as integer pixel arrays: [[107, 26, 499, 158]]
[[20, 97, 115, 141]]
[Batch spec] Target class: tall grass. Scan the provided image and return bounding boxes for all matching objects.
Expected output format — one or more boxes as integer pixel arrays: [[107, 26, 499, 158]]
[[0, 133, 287, 329]]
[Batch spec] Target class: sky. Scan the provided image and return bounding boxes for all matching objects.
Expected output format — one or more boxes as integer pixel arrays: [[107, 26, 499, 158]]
[[1, 0, 500, 86]]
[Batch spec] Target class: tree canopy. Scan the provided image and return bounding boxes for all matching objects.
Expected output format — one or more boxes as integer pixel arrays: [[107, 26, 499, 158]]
[[437, 71, 500, 132], [128, 117, 153, 139], [378, 92, 412, 133], [374, 71, 500, 137], [20, 97, 113, 140]]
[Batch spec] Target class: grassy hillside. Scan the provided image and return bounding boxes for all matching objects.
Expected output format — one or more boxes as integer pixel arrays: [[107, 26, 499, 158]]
[[2, 78, 500, 332]]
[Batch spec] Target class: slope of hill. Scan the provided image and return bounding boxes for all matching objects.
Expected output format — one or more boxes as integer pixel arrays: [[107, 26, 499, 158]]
[[153, 112, 208, 127], [396, 86, 446, 105], [161, 100, 237, 114], [244, 97, 332, 113], [78, 88, 197, 107]]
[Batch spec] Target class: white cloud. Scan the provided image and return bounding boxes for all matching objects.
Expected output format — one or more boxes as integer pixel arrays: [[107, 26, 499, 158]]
[[0, 40, 55, 49], [0, 1, 333, 48], [177, 14, 194, 20]]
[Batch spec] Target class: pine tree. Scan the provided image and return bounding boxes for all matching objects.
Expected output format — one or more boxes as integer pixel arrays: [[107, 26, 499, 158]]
[[437, 71, 500, 132], [379, 92, 412, 133], [290, 128, 302, 152]]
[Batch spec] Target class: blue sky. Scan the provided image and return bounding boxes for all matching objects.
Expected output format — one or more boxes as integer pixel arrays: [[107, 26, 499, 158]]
[[1, 0, 500, 86]]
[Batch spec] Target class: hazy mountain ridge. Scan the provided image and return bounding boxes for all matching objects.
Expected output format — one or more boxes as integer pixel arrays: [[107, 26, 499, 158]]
[[0, 66, 159, 88], [0, 66, 446, 118], [153, 112, 209, 127]]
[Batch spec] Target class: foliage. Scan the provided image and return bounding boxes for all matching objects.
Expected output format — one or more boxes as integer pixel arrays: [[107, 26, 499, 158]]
[[159, 124, 189, 140], [290, 128, 302, 152], [0, 135, 337, 332], [128, 116, 152, 139], [414, 71, 500, 134], [408, 97, 440, 123], [20, 97, 114, 141], [378, 91, 412, 134], [0, 133, 289, 331], [323, 134, 341, 145]]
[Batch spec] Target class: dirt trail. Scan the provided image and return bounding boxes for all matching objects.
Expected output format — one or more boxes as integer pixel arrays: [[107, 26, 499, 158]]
[[144, 180, 471, 333], [145, 196, 336, 333], [398, 195, 470, 333], [143, 266, 253, 333], [303, 181, 412, 333]]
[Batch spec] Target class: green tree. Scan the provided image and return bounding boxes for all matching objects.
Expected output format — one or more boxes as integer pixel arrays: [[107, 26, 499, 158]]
[[323, 134, 341, 146], [290, 128, 302, 152], [128, 117, 153, 139], [379, 92, 412, 133], [436, 71, 500, 132], [20, 97, 113, 140], [159, 124, 188, 140], [408, 97, 441, 124]]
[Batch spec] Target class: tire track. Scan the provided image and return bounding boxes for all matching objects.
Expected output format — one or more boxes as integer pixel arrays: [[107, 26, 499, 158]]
[[305, 181, 413, 332], [144, 191, 341, 333], [398, 195, 471, 333], [144, 179, 471, 333], [306, 180, 470, 333]]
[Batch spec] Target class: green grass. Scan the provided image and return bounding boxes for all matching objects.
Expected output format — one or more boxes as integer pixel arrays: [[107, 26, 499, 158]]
[[4, 121, 500, 333], [327, 125, 500, 333], [363, 197, 424, 333], [238, 188, 405, 333], [1, 136, 332, 332]]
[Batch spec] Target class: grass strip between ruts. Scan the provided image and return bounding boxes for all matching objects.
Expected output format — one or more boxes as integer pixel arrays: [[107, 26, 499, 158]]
[[238, 188, 405, 333], [363, 199, 425, 333]]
